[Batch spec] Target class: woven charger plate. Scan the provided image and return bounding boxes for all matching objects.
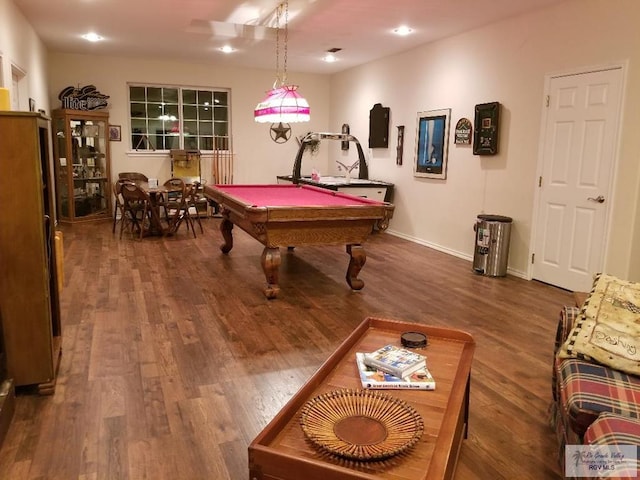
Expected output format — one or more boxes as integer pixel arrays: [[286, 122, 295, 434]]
[[299, 388, 424, 461]]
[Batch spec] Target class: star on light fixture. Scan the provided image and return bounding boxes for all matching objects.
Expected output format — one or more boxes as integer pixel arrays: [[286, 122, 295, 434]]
[[270, 122, 292, 143], [254, 0, 310, 137]]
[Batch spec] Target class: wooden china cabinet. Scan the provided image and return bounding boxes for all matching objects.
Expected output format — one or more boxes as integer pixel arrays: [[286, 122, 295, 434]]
[[52, 109, 111, 222], [0, 112, 62, 394]]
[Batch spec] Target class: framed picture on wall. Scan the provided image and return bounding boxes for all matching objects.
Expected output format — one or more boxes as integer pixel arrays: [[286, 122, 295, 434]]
[[414, 108, 451, 179], [109, 125, 122, 142]]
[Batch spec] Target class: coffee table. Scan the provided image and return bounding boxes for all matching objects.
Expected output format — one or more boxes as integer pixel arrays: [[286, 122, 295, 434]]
[[248, 317, 476, 480]]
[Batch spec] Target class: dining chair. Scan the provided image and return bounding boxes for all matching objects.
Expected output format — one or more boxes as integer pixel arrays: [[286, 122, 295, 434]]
[[186, 180, 207, 234], [111, 179, 130, 234], [119, 182, 153, 240], [175, 183, 198, 238], [159, 177, 185, 214], [158, 178, 193, 236]]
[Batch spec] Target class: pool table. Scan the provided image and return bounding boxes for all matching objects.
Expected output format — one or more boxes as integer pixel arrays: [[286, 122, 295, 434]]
[[203, 184, 395, 299]]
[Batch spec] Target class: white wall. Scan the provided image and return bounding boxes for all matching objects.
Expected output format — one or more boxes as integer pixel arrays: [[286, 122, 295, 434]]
[[329, 0, 640, 281], [8, 0, 640, 282], [0, 0, 49, 112], [47, 54, 331, 188]]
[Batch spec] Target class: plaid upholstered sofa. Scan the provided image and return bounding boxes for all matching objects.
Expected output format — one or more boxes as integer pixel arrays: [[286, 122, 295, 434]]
[[550, 304, 640, 475]]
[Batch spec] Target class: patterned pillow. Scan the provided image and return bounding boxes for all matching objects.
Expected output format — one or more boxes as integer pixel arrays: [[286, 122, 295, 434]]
[[558, 273, 640, 376]]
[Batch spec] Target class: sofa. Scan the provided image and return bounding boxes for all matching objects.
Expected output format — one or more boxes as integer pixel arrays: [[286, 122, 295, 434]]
[[550, 276, 640, 477]]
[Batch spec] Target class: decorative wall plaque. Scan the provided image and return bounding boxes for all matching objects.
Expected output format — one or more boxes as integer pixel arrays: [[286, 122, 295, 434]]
[[473, 102, 500, 155], [58, 85, 109, 110], [369, 103, 390, 148], [396, 125, 405, 165], [454, 118, 472, 145]]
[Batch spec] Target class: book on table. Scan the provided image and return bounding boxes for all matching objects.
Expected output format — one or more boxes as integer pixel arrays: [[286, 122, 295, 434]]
[[363, 344, 427, 378], [355, 353, 436, 390]]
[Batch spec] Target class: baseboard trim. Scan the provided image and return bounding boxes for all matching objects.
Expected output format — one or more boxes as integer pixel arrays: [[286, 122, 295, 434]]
[[386, 229, 527, 280]]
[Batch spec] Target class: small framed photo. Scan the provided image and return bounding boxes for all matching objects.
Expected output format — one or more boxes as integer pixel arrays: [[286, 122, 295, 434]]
[[414, 108, 451, 179], [109, 125, 122, 142], [29, 98, 36, 112]]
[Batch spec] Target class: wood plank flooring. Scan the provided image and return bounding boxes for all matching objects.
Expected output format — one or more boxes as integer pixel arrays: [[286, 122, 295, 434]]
[[0, 218, 573, 479]]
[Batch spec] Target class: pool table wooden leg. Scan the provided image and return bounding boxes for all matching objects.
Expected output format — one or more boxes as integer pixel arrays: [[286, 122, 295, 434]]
[[346, 244, 366, 290], [219, 218, 234, 253], [261, 247, 281, 299]]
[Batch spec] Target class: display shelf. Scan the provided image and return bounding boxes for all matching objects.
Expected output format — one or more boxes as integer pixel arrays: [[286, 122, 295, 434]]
[[52, 109, 111, 222]]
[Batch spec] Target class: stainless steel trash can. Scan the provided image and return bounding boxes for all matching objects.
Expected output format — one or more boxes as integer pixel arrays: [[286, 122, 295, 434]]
[[472, 214, 512, 276]]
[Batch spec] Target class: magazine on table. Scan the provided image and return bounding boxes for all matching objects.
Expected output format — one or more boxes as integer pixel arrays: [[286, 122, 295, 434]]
[[363, 344, 427, 378], [356, 353, 435, 390]]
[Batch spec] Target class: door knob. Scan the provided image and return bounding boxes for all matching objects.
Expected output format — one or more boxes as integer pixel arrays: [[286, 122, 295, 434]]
[[587, 195, 605, 203]]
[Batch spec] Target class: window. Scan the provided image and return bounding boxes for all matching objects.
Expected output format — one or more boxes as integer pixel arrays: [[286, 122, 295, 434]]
[[129, 85, 230, 151]]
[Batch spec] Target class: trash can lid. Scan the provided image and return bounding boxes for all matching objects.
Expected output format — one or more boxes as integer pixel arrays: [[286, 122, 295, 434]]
[[477, 214, 513, 223]]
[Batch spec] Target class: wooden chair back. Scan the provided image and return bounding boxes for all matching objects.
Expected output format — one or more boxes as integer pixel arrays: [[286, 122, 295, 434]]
[[187, 181, 207, 234], [111, 179, 130, 234], [118, 172, 149, 182], [160, 178, 189, 234]]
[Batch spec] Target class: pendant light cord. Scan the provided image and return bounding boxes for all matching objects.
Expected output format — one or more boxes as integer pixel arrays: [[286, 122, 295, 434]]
[[274, 4, 280, 87], [274, 1, 289, 88], [283, 0, 288, 85]]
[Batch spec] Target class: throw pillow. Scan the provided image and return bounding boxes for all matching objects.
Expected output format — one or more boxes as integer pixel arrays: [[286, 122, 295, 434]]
[[558, 273, 640, 376]]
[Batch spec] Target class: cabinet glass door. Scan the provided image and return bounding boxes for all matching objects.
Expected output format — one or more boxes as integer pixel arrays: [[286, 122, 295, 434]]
[[70, 118, 108, 218], [53, 118, 69, 218]]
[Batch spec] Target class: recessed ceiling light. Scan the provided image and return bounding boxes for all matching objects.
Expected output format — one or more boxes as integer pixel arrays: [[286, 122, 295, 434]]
[[82, 32, 104, 42], [393, 26, 413, 36], [219, 45, 236, 54], [323, 48, 341, 63]]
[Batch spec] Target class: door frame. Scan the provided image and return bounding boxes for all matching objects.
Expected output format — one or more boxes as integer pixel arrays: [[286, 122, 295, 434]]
[[528, 62, 627, 287]]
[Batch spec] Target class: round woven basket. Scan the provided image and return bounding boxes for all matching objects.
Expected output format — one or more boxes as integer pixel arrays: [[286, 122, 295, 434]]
[[299, 388, 424, 461]]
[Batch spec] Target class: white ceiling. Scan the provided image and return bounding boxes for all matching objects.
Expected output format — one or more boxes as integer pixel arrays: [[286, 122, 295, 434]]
[[14, 0, 567, 75]]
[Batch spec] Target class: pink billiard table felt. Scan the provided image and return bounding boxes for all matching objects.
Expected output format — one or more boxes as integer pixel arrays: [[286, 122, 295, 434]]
[[215, 184, 380, 207]]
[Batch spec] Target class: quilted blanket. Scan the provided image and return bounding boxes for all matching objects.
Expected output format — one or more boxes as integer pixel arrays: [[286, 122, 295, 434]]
[[559, 273, 640, 376]]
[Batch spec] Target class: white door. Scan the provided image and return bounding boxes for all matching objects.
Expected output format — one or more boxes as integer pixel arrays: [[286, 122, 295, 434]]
[[533, 66, 623, 292]]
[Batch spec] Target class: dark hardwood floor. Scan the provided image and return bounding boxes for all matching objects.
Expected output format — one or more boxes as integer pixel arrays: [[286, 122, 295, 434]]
[[0, 218, 573, 479]]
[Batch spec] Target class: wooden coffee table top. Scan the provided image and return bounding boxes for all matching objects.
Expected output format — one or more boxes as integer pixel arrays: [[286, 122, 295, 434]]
[[249, 317, 476, 480]]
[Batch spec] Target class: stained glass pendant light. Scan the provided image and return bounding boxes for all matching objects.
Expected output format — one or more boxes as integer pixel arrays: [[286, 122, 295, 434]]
[[254, 0, 310, 123]]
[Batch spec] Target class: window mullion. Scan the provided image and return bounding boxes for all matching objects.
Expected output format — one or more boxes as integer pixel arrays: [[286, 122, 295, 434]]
[[178, 91, 184, 150]]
